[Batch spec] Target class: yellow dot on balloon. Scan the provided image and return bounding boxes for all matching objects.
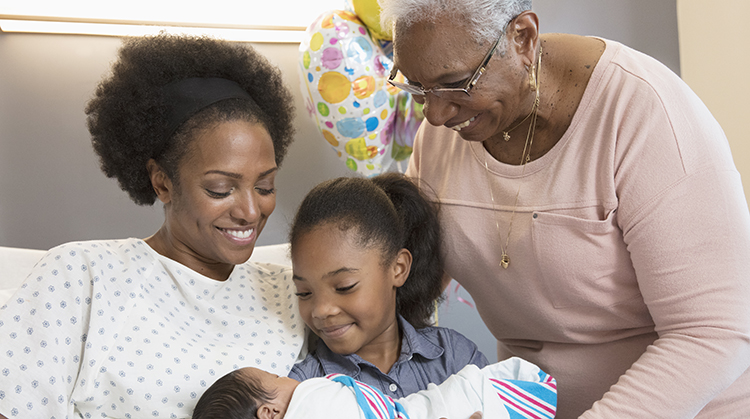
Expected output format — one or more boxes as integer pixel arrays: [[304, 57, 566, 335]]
[[316, 66, 321, 72], [303, 51, 311, 69], [369, 133, 377, 140], [338, 151, 342, 157], [318, 72, 351, 104], [322, 130, 339, 147], [381, 109, 388, 119], [310, 32, 324, 51], [363, 108, 370, 115], [345, 137, 370, 161], [366, 164, 375, 170], [338, 106, 347, 114]]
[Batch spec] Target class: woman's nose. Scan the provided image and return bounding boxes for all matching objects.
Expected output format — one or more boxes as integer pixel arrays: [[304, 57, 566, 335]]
[[230, 191, 260, 223], [421, 93, 458, 127]]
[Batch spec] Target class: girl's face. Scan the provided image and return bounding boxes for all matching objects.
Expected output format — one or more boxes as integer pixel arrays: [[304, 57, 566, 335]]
[[148, 119, 277, 280], [291, 223, 411, 359]]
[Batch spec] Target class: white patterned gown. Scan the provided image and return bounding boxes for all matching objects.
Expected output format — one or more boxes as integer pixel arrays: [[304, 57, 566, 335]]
[[0, 238, 305, 419]]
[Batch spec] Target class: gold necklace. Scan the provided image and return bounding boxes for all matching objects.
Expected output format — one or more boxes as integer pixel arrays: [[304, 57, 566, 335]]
[[502, 98, 536, 142], [483, 46, 541, 269]]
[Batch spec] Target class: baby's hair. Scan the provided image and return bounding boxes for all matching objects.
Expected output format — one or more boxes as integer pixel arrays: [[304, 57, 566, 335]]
[[192, 369, 273, 419], [289, 173, 444, 328]]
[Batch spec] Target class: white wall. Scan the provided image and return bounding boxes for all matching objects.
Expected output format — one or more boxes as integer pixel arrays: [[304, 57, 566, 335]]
[[677, 0, 750, 205]]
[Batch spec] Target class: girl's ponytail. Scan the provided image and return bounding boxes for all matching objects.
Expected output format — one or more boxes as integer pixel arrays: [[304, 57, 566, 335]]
[[372, 173, 444, 329]]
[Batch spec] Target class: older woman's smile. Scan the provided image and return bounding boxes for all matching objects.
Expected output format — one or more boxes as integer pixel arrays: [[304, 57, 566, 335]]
[[450, 116, 477, 131]]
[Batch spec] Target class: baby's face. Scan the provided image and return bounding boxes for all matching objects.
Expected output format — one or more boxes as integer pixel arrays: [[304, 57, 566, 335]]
[[240, 367, 300, 418]]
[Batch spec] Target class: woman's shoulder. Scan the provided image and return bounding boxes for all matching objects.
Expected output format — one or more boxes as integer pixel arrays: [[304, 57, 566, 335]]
[[33, 238, 155, 274], [43, 238, 152, 261], [234, 260, 295, 291]]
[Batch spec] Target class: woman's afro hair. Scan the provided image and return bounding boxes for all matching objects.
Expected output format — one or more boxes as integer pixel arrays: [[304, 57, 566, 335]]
[[85, 33, 295, 205]]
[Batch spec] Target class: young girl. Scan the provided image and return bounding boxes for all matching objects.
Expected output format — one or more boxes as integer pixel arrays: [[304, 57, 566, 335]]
[[288, 173, 488, 398]]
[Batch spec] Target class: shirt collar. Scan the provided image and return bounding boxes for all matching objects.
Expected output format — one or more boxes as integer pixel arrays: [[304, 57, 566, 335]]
[[315, 315, 445, 375]]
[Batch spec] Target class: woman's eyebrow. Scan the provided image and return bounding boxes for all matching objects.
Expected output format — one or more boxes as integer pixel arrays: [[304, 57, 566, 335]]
[[204, 167, 278, 179]]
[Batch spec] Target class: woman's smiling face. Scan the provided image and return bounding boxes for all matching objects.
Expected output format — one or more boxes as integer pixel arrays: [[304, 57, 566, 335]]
[[291, 223, 408, 358], [153, 119, 277, 277], [393, 18, 531, 143]]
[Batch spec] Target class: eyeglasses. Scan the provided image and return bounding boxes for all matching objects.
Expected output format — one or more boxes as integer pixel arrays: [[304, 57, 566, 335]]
[[387, 30, 505, 98]]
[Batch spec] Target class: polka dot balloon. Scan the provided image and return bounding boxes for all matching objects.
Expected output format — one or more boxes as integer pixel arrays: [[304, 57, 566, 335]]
[[299, 10, 401, 177]]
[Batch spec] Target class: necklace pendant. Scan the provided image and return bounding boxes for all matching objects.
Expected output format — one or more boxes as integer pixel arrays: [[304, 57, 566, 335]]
[[503, 131, 511, 142], [500, 253, 510, 269]]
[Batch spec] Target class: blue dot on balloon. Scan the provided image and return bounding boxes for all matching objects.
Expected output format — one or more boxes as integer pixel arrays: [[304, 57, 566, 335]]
[[307, 73, 313, 82], [336, 118, 366, 138], [347, 37, 374, 64], [366, 117, 379, 132], [373, 90, 387, 108], [353, 101, 360, 108]]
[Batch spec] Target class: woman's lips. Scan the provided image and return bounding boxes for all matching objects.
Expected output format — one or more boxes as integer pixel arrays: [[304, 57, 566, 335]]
[[218, 227, 255, 245]]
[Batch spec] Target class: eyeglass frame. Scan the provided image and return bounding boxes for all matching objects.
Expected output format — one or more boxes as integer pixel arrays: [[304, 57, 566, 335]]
[[387, 21, 510, 98]]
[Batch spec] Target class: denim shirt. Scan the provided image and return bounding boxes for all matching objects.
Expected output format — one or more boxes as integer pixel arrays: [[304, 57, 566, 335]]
[[289, 316, 489, 398]]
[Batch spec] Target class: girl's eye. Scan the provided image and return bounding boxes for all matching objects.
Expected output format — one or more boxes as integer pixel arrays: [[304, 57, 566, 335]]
[[294, 291, 311, 299], [336, 283, 357, 293], [205, 188, 232, 198]]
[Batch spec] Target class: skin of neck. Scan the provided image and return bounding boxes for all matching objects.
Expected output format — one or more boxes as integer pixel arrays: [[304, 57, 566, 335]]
[[354, 318, 402, 373]]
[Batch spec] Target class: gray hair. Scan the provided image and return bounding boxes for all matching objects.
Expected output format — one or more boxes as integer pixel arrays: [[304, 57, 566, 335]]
[[379, 0, 531, 44]]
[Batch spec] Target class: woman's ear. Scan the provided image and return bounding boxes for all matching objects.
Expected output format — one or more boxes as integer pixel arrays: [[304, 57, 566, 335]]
[[391, 248, 413, 288], [147, 158, 173, 204], [508, 10, 540, 65]]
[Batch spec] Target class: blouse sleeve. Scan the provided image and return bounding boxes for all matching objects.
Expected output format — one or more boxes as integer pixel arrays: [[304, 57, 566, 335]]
[[581, 64, 750, 417], [0, 243, 98, 418]]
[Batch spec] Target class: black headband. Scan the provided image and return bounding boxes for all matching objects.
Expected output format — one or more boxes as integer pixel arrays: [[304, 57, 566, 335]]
[[161, 77, 255, 142]]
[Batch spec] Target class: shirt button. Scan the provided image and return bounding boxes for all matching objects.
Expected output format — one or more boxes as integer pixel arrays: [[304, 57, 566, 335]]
[[389, 383, 398, 392]]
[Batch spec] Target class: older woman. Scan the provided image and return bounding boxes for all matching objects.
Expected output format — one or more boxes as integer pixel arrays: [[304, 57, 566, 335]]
[[379, 0, 750, 418], [0, 34, 304, 418]]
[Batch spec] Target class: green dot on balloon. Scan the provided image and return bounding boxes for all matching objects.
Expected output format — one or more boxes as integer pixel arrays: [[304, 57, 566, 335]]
[[317, 102, 330, 116], [363, 108, 370, 115], [346, 158, 358, 172], [338, 106, 347, 114]]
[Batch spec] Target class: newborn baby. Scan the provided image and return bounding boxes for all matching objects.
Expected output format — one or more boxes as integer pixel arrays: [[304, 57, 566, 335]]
[[192, 357, 557, 419]]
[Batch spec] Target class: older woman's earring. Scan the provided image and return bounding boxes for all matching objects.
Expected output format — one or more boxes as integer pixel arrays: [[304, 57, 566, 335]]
[[528, 65, 537, 90]]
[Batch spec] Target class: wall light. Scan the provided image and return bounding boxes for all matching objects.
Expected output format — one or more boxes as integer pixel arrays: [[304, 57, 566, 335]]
[[0, 0, 345, 43]]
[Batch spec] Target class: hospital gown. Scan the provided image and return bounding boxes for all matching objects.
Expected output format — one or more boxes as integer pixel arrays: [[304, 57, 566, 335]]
[[0, 238, 305, 419]]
